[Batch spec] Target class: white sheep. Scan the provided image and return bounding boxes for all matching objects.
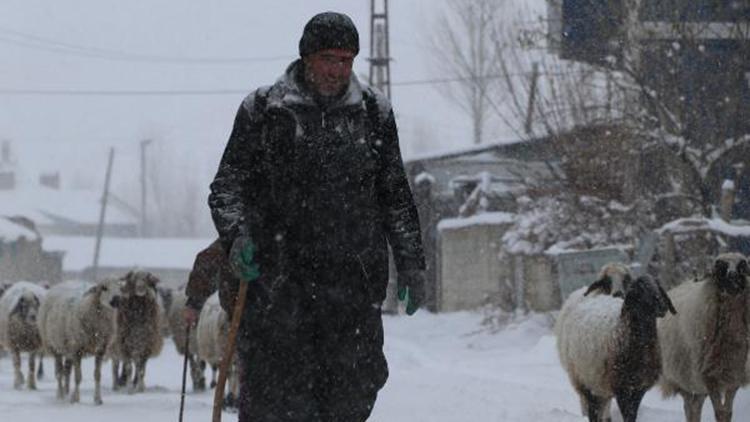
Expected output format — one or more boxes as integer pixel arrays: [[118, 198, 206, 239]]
[[556, 275, 676, 422], [110, 270, 164, 393], [657, 252, 750, 422], [197, 292, 239, 408], [168, 289, 206, 392], [38, 279, 122, 404], [0, 281, 46, 390]]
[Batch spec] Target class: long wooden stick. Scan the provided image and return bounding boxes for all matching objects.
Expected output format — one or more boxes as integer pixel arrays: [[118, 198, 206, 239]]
[[212, 282, 248, 422], [178, 325, 190, 422]]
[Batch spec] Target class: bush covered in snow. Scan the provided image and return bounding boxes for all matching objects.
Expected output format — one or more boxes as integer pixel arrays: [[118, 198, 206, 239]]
[[501, 194, 657, 256]]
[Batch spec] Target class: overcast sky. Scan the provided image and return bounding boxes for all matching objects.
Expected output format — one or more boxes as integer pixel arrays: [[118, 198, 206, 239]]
[[0, 1, 544, 235], [1, 1, 525, 185]]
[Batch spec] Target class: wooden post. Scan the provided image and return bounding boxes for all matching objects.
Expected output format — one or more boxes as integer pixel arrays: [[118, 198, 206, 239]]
[[92, 147, 114, 282], [524, 62, 540, 135], [140, 139, 152, 237], [720, 179, 736, 221]]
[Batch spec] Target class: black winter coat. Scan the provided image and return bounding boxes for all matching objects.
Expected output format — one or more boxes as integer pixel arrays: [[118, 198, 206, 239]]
[[208, 60, 424, 306]]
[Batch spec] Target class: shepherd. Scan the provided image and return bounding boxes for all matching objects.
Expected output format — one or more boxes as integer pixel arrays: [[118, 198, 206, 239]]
[[204, 10, 426, 422]]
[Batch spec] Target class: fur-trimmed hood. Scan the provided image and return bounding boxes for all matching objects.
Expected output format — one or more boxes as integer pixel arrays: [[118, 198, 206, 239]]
[[266, 59, 365, 111]]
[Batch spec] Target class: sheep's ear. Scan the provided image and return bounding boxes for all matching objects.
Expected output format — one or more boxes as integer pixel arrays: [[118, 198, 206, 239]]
[[738, 259, 749, 277], [713, 259, 729, 281], [656, 280, 677, 315], [84, 285, 99, 296], [11, 297, 25, 314], [584, 276, 611, 296], [622, 273, 633, 291], [146, 273, 160, 289]]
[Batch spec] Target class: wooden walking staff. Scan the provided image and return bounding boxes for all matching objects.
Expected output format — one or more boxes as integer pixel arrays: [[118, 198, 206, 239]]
[[212, 281, 249, 422], [178, 325, 191, 422]]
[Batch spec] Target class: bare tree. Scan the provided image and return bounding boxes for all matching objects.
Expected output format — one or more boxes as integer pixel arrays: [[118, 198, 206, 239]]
[[429, 0, 506, 144], [489, 1, 750, 219], [142, 143, 212, 237]]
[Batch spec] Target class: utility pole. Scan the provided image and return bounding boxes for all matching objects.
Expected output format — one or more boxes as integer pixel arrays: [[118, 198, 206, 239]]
[[92, 147, 115, 282], [370, 0, 400, 313], [140, 139, 152, 237], [524, 62, 540, 135], [369, 0, 392, 99]]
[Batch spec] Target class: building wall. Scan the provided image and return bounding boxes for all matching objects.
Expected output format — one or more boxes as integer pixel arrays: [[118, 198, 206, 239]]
[[0, 238, 62, 284], [437, 222, 512, 312]]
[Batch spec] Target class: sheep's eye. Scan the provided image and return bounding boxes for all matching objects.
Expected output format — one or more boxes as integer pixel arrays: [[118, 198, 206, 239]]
[[738, 260, 749, 276], [715, 260, 729, 277]]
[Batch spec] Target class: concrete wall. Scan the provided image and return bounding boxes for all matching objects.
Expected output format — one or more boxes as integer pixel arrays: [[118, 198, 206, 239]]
[[437, 222, 512, 312], [521, 255, 560, 312], [0, 238, 63, 284]]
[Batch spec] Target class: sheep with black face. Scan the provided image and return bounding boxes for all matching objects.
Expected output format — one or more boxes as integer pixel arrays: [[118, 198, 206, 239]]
[[110, 270, 164, 393], [572, 262, 634, 420], [0, 281, 46, 390], [556, 275, 676, 422], [657, 252, 750, 422]]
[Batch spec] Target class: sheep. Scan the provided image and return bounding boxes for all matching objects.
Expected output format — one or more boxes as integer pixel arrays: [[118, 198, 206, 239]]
[[196, 292, 239, 408], [0, 282, 10, 358], [657, 252, 750, 422], [110, 270, 164, 393], [0, 281, 47, 390], [570, 262, 634, 419], [157, 285, 174, 337], [584, 262, 633, 298], [556, 275, 676, 422], [168, 288, 206, 392], [38, 279, 122, 404]]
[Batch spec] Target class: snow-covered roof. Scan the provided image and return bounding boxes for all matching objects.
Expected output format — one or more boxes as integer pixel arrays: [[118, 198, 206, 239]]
[[0, 218, 38, 242], [0, 186, 136, 226], [43, 236, 214, 272], [405, 139, 525, 163], [437, 212, 516, 231], [658, 217, 750, 237], [544, 243, 633, 256]]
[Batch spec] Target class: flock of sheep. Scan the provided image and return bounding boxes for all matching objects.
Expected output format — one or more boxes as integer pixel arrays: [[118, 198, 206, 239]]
[[556, 253, 750, 422], [5, 252, 748, 421], [0, 271, 236, 406]]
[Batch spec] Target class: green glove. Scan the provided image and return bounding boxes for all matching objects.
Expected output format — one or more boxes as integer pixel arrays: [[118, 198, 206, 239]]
[[229, 237, 261, 282], [397, 270, 425, 315]]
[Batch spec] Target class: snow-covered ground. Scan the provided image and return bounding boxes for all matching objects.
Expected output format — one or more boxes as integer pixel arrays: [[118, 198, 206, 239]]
[[2, 311, 750, 421]]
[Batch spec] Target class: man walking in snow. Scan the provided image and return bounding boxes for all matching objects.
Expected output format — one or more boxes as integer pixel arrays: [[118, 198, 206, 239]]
[[207, 11, 426, 421]]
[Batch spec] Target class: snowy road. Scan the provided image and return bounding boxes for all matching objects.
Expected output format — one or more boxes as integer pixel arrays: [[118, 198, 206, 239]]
[[2, 311, 750, 421]]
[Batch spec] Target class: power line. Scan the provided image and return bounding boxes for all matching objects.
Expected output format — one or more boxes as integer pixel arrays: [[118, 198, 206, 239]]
[[0, 26, 294, 64], [0, 88, 248, 96], [0, 71, 596, 96]]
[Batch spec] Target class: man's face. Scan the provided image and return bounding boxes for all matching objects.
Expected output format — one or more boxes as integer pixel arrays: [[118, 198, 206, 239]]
[[303, 48, 355, 97]]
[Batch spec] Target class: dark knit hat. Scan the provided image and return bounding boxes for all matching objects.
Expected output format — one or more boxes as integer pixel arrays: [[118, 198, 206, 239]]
[[299, 12, 359, 57]]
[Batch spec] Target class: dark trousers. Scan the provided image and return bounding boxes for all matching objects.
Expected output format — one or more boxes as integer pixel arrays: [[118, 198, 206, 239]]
[[236, 275, 388, 422]]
